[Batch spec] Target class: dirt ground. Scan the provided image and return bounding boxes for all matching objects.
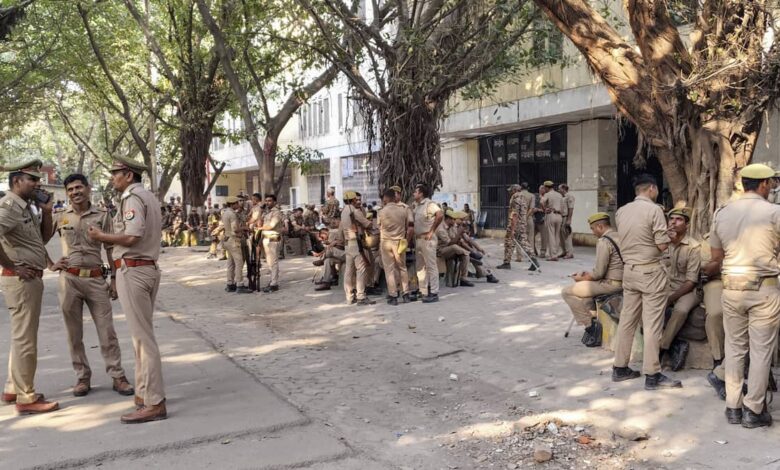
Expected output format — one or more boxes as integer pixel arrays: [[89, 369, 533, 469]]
[[153, 239, 780, 470]]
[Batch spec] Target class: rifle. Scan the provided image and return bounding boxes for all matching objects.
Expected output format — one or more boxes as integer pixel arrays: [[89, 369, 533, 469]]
[[349, 206, 372, 266], [242, 236, 255, 291]]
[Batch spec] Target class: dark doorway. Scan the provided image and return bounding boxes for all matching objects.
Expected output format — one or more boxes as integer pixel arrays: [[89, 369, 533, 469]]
[[617, 122, 666, 208]]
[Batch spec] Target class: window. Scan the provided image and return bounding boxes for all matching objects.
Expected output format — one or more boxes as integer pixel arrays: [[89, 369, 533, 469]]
[[323, 97, 330, 134], [337, 94, 343, 129], [215, 185, 229, 197]]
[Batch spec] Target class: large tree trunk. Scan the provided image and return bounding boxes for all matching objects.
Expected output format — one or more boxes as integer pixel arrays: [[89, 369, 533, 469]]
[[179, 121, 213, 209], [262, 135, 277, 196]]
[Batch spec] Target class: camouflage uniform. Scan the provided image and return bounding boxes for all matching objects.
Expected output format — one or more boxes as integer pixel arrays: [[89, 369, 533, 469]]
[[503, 191, 531, 263]]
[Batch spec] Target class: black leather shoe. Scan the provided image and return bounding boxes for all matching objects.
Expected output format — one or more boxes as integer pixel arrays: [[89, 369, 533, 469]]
[[725, 407, 743, 425], [421, 293, 439, 303], [496, 262, 511, 270], [225, 284, 237, 292], [402, 293, 411, 303], [459, 279, 474, 287], [486, 274, 499, 283], [409, 291, 419, 302], [612, 366, 640, 382], [645, 373, 682, 390], [669, 339, 689, 372], [707, 372, 727, 400], [387, 296, 398, 306], [314, 283, 331, 291], [528, 258, 538, 271], [742, 405, 772, 428], [356, 298, 376, 306]]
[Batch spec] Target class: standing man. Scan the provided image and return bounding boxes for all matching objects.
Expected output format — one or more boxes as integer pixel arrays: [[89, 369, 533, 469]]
[[321, 186, 340, 225], [535, 185, 547, 256], [517, 183, 536, 257], [256, 194, 283, 293], [706, 163, 780, 428], [561, 213, 623, 335], [612, 174, 681, 390], [340, 191, 375, 305], [0, 159, 59, 414], [379, 188, 413, 305], [413, 183, 443, 304], [51, 174, 134, 397], [221, 197, 250, 293], [497, 184, 536, 270], [540, 181, 563, 261], [659, 208, 701, 372], [559, 184, 575, 259], [87, 156, 166, 424]]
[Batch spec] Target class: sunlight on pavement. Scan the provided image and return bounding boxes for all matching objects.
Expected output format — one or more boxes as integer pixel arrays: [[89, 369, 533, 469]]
[[500, 324, 538, 333], [164, 351, 221, 363], [233, 337, 330, 355], [6, 401, 130, 432]]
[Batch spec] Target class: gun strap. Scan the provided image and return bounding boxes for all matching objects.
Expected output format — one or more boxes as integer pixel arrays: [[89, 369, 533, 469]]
[[601, 234, 624, 264]]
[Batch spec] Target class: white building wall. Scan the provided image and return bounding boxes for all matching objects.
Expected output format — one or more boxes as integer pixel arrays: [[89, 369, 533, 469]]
[[434, 140, 479, 210]]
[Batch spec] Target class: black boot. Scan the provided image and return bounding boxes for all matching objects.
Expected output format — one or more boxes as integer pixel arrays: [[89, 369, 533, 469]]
[[421, 293, 439, 303], [669, 339, 690, 372], [742, 404, 772, 428], [387, 296, 398, 306], [645, 373, 682, 390], [356, 297, 376, 306], [528, 258, 538, 271], [486, 274, 499, 283], [459, 279, 474, 287], [402, 293, 411, 303], [225, 284, 237, 292], [725, 407, 743, 425], [611, 366, 640, 382], [707, 372, 727, 401], [496, 262, 511, 270]]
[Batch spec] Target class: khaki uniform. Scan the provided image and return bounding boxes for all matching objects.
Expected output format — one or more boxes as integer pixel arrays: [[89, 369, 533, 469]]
[[113, 183, 164, 406], [379, 202, 411, 297], [340, 204, 372, 301], [321, 229, 345, 284], [710, 193, 780, 413], [221, 208, 244, 286], [503, 192, 531, 263], [413, 198, 442, 296], [561, 193, 575, 255], [261, 207, 283, 287], [561, 229, 623, 326], [438, 223, 469, 279], [660, 235, 701, 349], [614, 195, 670, 375], [700, 235, 725, 379], [0, 192, 47, 405], [54, 205, 126, 382], [541, 190, 564, 259]]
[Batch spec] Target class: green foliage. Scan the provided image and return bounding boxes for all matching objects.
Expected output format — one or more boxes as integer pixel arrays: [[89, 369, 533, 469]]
[[276, 144, 323, 175]]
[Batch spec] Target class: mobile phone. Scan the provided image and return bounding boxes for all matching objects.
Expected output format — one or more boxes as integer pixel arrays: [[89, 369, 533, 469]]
[[34, 189, 51, 205]]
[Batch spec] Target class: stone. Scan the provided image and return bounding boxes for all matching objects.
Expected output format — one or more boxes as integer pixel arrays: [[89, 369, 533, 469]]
[[533, 444, 553, 463], [614, 425, 649, 441]]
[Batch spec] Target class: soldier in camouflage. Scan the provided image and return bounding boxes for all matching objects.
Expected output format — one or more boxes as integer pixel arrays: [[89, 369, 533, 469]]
[[497, 184, 537, 271]]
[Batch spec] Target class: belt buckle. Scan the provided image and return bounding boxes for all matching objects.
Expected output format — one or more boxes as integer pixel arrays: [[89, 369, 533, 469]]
[[79, 268, 91, 277]]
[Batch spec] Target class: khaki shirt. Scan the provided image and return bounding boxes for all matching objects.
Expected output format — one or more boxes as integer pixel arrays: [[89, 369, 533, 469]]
[[667, 235, 701, 289], [248, 205, 264, 228], [222, 208, 240, 238], [436, 223, 451, 245], [340, 204, 371, 241], [0, 192, 47, 270], [541, 190, 564, 213], [413, 198, 441, 236], [379, 202, 410, 241], [262, 207, 283, 237], [518, 190, 535, 219], [592, 229, 623, 281], [563, 193, 575, 220], [615, 195, 670, 265], [54, 204, 112, 267], [710, 193, 780, 277], [113, 183, 161, 261]]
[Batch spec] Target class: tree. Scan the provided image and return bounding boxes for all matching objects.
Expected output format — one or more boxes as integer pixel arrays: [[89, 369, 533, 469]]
[[0, 0, 35, 40], [195, 0, 338, 196], [534, 0, 780, 234], [296, 0, 538, 197]]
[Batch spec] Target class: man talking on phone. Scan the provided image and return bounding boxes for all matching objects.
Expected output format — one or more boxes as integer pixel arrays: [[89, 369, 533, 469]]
[[0, 159, 60, 414]]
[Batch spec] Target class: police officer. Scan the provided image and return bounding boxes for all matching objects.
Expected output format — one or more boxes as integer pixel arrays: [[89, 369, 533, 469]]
[[256, 194, 283, 293], [340, 191, 374, 305], [221, 196, 250, 293], [379, 188, 413, 305], [559, 183, 575, 258], [706, 163, 780, 428], [612, 174, 681, 390], [561, 212, 623, 333], [51, 174, 134, 397], [0, 159, 59, 414], [413, 183, 443, 304], [87, 156, 166, 424], [540, 180, 564, 261]]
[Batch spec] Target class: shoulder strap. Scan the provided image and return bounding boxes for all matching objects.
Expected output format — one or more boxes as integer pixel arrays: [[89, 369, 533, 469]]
[[601, 234, 624, 264]]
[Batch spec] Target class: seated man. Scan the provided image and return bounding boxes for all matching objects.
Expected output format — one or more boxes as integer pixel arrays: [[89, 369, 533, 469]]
[[288, 207, 312, 252], [659, 207, 701, 371], [561, 212, 623, 334], [437, 211, 474, 287], [454, 215, 498, 283], [313, 227, 346, 291]]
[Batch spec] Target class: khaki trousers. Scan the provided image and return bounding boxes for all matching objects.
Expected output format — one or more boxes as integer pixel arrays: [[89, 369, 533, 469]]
[[225, 238, 244, 285], [2, 276, 43, 404], [321, 248, 344, 284], [560, 222, 574, 255], [380, 239, 409, 297], [660, 288, 701, 349], [371, 248, 382, 286], [536, 221, 547, 257], [117, 264, 164, 406], [614, 264, 667, 375], [703, 280, 725, 362], [344, 241, 368, 301], [561, 280, 622, 326], [58, 273, 125, 381], [262, 238, 280, 286], [415, 237, 439, 295], [722, 284, 780, 413], [544, 213, 563, 258], [439, 245, 469, 279]]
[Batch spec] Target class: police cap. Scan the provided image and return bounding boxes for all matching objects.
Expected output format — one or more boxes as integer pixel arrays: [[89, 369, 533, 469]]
[[587, 212, 610, 225], [740, 164, 775, 180]]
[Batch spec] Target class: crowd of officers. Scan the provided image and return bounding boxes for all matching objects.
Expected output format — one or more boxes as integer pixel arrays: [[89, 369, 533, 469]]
[[0, 157, 165, 423], [562, 165, 780, 429], [203, 183, 498, 305]]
